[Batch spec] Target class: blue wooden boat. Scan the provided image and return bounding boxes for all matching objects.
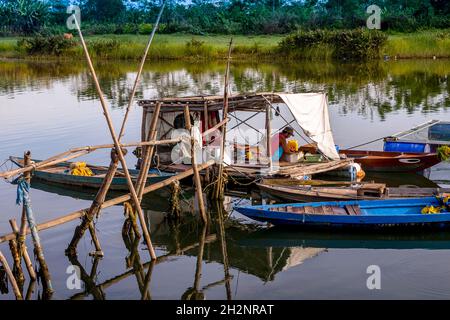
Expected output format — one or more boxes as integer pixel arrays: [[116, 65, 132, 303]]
[[234, 197, 450, 228], [10, 156, 175, 191]]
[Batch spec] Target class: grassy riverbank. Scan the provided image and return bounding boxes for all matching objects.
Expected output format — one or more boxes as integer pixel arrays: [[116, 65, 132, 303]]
[[0, 31, 449, 61]]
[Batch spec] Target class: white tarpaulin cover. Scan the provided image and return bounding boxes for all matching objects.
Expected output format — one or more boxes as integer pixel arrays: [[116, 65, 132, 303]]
[[278, 93, 340, 160]]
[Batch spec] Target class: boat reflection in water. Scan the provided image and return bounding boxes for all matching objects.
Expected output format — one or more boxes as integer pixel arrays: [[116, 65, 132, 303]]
[[20, 180, 450, 299]]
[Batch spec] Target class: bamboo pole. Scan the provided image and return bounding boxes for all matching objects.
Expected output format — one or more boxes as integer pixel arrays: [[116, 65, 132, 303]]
[[10, 219, 36, 281], [25, 280, 36, 300], [0, 161, 215, 245], [67, 255, 105, 300], [184, 105, 208, 224], [135, 102, 162, 201], [72, 18, 156, 260], [266, 104, 273, 170], [1, 136, 212, 180], [203, 101, 211, 185], [18, 151, 31, 246], [0, 250, 23, 300], [64, 3, 166, 257], [70, 234, 217, 300], [202, 119, 229, 140], [70, 138, 183, 153], [193, 224, 207, 292], [66, 149, 120, 256], [140, 259, 155, 300], [122, 103, 161, 238], [8, 235, 24, 290], [118, 0, 166, 140], [0, 150, 89, 180], [213, 39, 233, 200], [16, 152, 53, 296], [214, 201, 232, 300]]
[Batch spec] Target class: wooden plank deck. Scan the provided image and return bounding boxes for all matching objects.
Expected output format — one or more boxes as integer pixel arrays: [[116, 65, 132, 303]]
[[269, 204, 362, 216]]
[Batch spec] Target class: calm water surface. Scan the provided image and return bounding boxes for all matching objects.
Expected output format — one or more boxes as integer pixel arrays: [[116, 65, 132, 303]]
[[0, 58, 450, 300]]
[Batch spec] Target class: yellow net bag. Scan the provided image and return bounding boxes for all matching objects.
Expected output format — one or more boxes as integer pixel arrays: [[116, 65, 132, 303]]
[[288, 140, 299, 153], [70, 162, 94, 177]]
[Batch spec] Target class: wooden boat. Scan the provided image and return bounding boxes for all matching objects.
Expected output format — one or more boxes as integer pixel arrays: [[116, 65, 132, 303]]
[[234, 197, 450, 228], [10, 156, 175, 191], [339, 150, 441, 172], [258, 180, 450, 202], [384, 120, 450, 152]]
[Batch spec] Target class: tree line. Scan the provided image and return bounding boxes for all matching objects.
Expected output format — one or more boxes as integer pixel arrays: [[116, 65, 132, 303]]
[[1, 0, 449, 35]]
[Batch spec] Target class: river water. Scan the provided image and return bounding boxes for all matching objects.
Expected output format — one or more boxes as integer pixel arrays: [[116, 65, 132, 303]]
[[0, 58, 450, 300]]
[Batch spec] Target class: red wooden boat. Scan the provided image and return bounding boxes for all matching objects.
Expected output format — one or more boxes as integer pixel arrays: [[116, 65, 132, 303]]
[[339, 150, 441, 172]]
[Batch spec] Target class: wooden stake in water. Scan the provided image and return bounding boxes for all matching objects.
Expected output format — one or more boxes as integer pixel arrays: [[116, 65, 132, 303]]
[[213, 39, 233, 200], [184, 105, 208, 224], [70, 17, 158, 260], [9, 219, 36, 281], [0, 250, 23, 300], [66, 3, 166, 258]]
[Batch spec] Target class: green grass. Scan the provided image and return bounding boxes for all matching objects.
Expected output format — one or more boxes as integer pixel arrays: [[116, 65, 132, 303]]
[[384, 30, 450, 58], [0, 37, 19, 58], [0, 31, 448, 61]]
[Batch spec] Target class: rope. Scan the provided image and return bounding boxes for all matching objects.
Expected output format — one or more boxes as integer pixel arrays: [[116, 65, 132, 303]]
[[13, 177, 53, 291], [346, 136, 387, 150], [0, 159, 15, 183]]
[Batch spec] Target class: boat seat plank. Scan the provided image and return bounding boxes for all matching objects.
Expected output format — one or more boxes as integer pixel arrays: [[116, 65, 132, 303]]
[[313, 206, 325, 215], [42, 167, 68, 173], [291, 207, 306, 214], [345, 205, 362, 215], [304, 206, 315, 214], [331, 206, 347, 215], [322, 205, 335, 215]]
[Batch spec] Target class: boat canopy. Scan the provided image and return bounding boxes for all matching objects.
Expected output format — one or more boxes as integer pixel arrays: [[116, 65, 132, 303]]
[[139, 92, 340, 160], [278, 93, 339, 160]]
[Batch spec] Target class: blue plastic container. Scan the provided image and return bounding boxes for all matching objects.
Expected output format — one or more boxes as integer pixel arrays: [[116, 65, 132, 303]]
[[429, 123, 450, 142], [383, 141, 426, 153]]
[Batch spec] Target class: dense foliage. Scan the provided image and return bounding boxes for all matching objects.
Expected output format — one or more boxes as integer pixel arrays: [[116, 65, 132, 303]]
[[0, 0, 449, 36], [279, 29, 388, 60]]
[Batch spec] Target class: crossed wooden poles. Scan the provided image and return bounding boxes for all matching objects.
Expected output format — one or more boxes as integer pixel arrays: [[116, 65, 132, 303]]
[[0, 1, 236, 299]]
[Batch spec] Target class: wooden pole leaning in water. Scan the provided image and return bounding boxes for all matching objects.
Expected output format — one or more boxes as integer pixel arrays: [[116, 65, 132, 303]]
[[118, 1, 166, 140], [7, 231, 24, 291], [72, 18, 156, 260], [184, 105, 208, 224], [66, 4, 165, 256], [216, 202, 232, 300], [16, 151, 53, 296], [213, 39, 233, 200], [0, 150, 89, 180], [66, 149, 121, 257], [266, 104, 273, 171], [135, 102, 162, 201], [16, 152, 37, 281], [0, 250, 23, 300], [10, 219, 36, 281], [203, 101, 211, 185], [123, 103, 161, 236], [1, 161, 215, 246]]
